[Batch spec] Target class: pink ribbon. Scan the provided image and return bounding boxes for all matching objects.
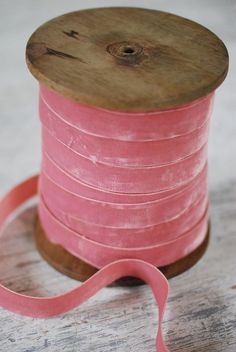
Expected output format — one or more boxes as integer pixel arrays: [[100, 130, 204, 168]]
[[0, 176, 169, 352], [0, 85, 214, 351]]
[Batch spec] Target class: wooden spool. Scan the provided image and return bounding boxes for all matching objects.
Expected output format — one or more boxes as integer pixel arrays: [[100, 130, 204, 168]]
[[26, 7, 228, 285]]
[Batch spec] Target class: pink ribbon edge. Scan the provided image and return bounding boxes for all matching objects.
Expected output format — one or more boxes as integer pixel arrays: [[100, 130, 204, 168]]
[[0, 175, 169, 352]]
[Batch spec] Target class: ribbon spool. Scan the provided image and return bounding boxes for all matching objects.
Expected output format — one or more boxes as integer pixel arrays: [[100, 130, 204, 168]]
[[25, 7, 228, 285], [0, 7, 228, 351]]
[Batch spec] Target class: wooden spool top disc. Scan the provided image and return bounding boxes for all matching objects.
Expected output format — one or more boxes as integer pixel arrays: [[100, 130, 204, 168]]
[[26, 7, 228, 112]]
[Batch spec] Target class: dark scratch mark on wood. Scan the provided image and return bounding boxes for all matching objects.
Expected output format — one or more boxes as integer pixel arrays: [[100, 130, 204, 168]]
[[63, 30, 79, 39], [46, 46, 76, 58], [27, 42, 87, 64], [46, 47, 86, 64]]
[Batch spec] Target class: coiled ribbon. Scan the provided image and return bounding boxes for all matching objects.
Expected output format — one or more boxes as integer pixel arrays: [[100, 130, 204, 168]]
[[0, 85, 213, 351]]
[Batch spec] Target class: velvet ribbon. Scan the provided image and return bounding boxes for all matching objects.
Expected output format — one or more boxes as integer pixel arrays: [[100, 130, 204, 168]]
[[0, 85, 214, 351]]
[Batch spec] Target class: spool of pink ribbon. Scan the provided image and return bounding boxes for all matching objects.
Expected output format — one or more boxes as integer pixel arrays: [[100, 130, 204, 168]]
[[0, 7, 228, 352]]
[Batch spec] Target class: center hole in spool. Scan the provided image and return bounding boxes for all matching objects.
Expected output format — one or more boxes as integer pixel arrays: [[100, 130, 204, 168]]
[[106, 41, 143, 61], [123, 46, 135, 54]]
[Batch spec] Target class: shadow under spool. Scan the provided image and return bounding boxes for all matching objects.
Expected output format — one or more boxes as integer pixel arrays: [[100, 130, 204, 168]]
[[26, 7, 228, 285]]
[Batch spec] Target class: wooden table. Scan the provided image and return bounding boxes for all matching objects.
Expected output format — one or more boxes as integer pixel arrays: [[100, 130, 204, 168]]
[[0, 1, 235, 351]]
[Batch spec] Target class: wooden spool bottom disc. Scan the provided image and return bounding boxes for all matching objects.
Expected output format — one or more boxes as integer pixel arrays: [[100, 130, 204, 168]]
[[35, 216, 210, 286]]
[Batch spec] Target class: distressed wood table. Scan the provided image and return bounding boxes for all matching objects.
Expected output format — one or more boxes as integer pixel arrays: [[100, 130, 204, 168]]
[[0, 1, 236, 351]]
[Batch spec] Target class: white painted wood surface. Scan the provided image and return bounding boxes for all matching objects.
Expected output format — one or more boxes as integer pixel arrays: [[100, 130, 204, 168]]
[[0, 1, 236, 351]]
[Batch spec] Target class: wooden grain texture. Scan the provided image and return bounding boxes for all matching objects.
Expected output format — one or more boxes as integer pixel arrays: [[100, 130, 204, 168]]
[[0, 183, 235, 351], [26, 7, 228, 111]]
